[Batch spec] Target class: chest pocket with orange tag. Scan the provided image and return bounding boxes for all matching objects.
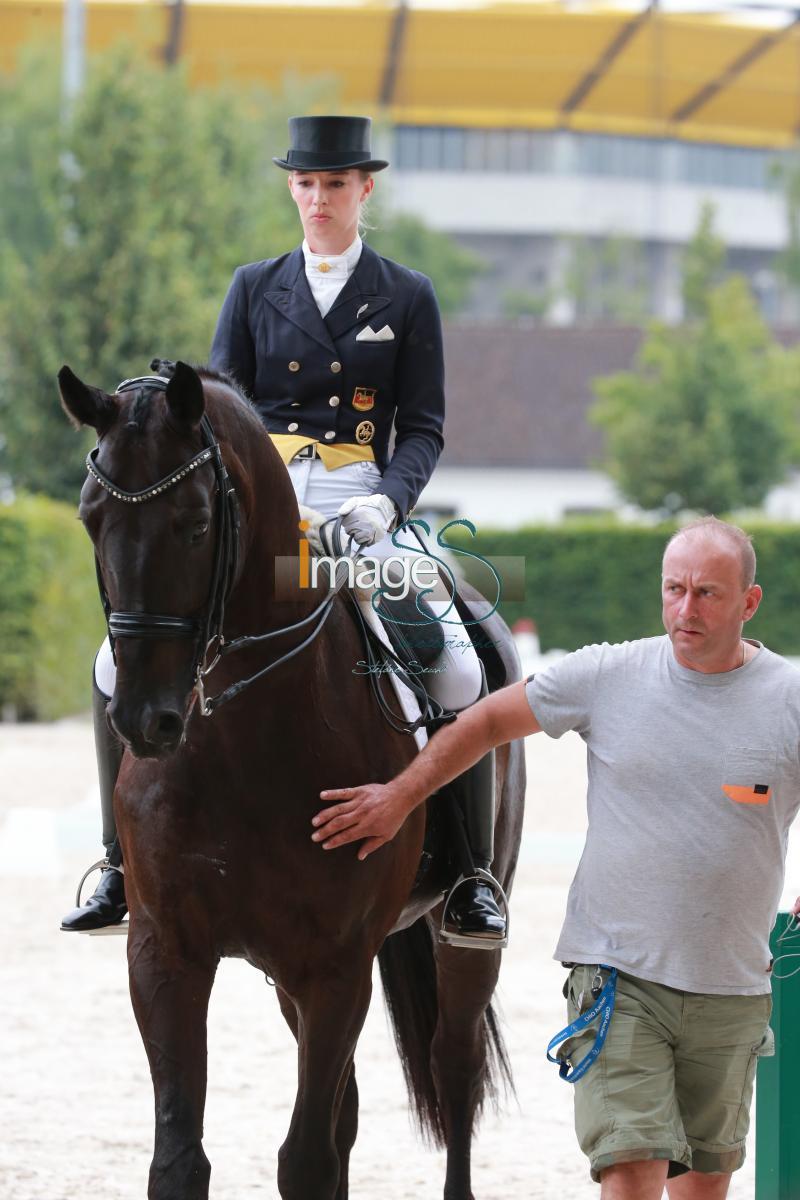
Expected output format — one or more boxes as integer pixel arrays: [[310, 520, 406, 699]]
[[722, 745, 775, 805], [722, 782, 771, 805]]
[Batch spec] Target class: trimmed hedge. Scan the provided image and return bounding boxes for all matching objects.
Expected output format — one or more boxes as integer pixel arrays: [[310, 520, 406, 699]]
[[0, 495, 104, 719], [3, 507, 799, 720], [451, 520, 800, 656]]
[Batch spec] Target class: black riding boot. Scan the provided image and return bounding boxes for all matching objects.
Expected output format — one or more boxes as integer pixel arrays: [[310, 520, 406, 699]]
[[61, 680, 127, 932], [443, 745, 508, 947]]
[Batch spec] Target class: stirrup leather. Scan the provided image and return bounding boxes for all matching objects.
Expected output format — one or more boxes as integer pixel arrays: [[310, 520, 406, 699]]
[[439, 867, 510, 950]]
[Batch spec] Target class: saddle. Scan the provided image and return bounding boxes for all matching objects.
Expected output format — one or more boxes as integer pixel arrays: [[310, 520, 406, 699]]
[[302, 509, 512, 923], [301, 505, 507, 702]]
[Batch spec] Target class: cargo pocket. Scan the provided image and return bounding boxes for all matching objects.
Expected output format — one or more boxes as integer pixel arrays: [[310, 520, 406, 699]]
[[733, 1024, 775, 1142], [754, 1025, 775, 1059]]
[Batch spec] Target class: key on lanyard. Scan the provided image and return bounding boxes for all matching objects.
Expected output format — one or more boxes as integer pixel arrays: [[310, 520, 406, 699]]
[[546, 966, 618, 1084]]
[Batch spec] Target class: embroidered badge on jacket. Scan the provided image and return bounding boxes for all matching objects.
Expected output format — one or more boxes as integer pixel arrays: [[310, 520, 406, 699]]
[[352, 387, 376, 412], [355, 420, 375, 445]]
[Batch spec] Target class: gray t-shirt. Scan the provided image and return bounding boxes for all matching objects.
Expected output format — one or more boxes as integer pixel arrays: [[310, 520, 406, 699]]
[[526, 635, 800, 994]]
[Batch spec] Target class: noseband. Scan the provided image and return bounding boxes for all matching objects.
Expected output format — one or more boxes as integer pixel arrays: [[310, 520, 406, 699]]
[[87, 374, 338, 717]]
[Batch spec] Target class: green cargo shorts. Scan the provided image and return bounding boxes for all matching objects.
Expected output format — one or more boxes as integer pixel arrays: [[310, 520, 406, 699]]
[[561, 965, 774, 1183]]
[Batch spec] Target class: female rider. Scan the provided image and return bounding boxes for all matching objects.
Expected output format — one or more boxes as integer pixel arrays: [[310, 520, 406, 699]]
[[61, 116, 505, 946]]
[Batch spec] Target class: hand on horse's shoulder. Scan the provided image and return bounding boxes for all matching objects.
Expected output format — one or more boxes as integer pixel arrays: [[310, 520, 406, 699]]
[[311, 783, 412, 860]]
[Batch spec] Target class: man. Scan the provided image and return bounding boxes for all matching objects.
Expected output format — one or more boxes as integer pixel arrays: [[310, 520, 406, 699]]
[[312, 517, 800, 1199]]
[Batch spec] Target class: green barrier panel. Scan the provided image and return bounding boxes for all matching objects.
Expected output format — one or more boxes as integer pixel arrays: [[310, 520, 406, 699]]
[[756, 913, 800, 1199]]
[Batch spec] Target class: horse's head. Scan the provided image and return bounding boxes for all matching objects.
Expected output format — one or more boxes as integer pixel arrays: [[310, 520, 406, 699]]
[[59, 361, 237, 758]]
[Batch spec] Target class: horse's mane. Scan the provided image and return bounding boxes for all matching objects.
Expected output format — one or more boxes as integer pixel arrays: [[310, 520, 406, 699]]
[[150, 357, 251, 408], [147, 357, 261, 442], [195, 365, 249, 402]]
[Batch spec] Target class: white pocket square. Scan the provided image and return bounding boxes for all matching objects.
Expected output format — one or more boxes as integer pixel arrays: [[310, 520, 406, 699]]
[[356, 324, 395, 343]]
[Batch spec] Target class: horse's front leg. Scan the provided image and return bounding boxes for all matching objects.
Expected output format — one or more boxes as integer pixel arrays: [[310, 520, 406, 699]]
[[277, 957, 372, 1200], [127, 926, 218, 1200], [275, 984, 360, 1200], [333, 1061, 359, 1200]]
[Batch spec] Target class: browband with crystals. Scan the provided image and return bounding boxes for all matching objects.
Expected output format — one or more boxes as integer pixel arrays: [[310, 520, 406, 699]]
[[85, 371, 215, 503], [86, 444, 215, 503]]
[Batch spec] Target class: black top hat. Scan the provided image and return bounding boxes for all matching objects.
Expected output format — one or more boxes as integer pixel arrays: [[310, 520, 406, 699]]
[[273, 116, 389, 172]]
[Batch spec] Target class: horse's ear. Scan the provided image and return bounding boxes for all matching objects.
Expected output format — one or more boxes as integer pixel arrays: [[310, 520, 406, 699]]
[[165, 361, 205, 427], [58, 365, 118, 434]]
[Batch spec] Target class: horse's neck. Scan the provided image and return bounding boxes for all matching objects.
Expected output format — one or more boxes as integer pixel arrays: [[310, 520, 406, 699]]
[[229, 537, 319, 632], [222, 428, 327, 636]]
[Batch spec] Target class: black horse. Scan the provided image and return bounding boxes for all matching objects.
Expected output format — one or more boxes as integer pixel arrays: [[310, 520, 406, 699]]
[[59, 360, 526, 1200]]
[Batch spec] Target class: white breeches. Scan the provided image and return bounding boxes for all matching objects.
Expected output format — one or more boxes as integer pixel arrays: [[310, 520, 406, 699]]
[[288, 458, 483, 711], [93, 460, 485, 712]]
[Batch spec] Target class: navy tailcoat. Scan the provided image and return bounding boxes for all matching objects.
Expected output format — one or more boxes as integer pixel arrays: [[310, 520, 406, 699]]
[[209, 242, 445, 521]]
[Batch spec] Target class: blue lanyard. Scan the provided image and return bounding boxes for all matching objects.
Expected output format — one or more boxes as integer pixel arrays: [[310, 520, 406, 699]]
[[546, 967, 618, 1084]]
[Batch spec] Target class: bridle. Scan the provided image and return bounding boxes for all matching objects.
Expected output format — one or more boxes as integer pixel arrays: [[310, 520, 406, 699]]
[[87, 375, 337, 716]]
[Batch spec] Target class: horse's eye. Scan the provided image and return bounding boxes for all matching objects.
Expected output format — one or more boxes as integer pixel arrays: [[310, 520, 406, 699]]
[[192, 521, 210, 543]]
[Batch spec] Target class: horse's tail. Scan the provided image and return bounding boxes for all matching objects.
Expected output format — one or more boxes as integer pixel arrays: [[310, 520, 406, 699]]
[[377, 917, 513, 1147]]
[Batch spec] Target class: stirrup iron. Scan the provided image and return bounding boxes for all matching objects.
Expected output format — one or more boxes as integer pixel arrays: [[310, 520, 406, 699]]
[[439, 867, 510, 950], [72, 858, 129, 937]]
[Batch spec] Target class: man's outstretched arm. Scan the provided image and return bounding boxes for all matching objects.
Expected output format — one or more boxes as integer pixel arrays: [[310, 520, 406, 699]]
[[312, 679, 541, 860]]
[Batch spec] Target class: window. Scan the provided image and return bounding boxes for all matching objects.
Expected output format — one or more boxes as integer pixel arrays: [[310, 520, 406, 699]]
[[391, 125, 786, 191]]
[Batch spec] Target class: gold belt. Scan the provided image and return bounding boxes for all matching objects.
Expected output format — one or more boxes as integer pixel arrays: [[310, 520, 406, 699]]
[[269, 434, 375, 470]]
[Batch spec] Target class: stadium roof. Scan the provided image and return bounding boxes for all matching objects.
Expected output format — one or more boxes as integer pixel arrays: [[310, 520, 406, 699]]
[[4, 0, 800, 148]]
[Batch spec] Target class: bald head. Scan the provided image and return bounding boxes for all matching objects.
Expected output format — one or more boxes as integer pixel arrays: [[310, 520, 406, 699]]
[[661, 518, 762, 672], [664, 517, 756, 590]]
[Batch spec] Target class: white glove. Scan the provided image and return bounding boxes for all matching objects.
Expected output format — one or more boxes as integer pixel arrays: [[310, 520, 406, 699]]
[[337, 493, 398, 547]]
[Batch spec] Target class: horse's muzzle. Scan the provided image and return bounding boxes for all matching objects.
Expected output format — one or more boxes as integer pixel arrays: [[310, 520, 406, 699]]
[[108, 700, 187, 759]]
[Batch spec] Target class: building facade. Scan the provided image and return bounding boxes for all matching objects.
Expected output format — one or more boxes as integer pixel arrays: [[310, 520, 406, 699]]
[[5, 0, 799, 325], [390, 125, 797, 323]]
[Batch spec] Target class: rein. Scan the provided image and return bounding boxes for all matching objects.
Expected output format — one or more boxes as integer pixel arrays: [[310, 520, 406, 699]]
[[88, 375, 338, 717], [322, 519, 455, 738]]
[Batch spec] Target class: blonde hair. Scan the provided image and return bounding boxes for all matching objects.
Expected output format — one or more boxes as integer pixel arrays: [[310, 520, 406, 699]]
[[665, 517, 756, 589], [358, 170, 375, 236]]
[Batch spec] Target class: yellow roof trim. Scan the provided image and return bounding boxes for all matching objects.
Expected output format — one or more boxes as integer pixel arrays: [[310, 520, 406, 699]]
[[3, 1, 798, 150], [387, 106, 796, 149]]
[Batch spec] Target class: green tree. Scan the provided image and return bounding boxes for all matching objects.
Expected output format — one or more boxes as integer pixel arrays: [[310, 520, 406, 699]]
[[681, 201, 725, 318], [562, 233, 648, 323], [773, 151, 800, 293], [0, 46, 480, 501], [501, 287, 551, 322], [591, 270, 800, 514], [368, 213, 482, 316], [0, 46, 313, 499]]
